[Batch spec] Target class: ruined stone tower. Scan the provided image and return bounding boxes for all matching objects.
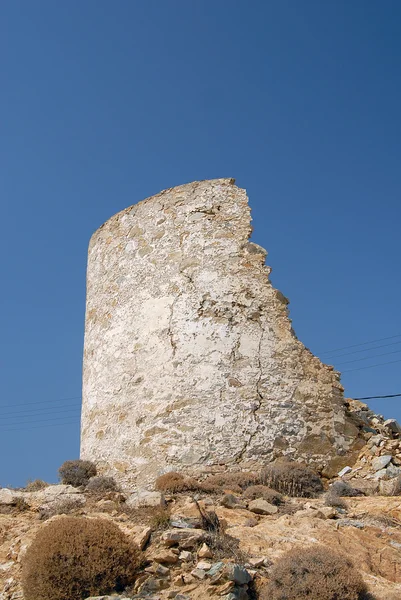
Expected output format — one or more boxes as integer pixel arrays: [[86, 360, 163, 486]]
[[81, 179, 358, 489]]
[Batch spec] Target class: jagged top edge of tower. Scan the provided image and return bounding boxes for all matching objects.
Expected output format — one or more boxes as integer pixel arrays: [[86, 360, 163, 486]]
[[89, 178, 242, 242]]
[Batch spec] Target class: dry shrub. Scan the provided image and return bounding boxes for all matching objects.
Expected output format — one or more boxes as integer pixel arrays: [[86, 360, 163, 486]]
[[123, 505, 171, 531], [330, 480, 361, 497], [148, 507, 171, 531], [261, 461, 323, 497], [22, 516, 139, 600], [155, 471, 202, 493], [362, 513, 401, 529], [266, 545, 368, 600], [195, 499, 220, 532], [58, 459, 97, 487], [26, 479, 48, 492], [278, 502, 305, 516], [204, 531, 248, 563], [39, 497, 84, 521], [243, 485, 283, 505], [202, 471, 258, 494], [325, 490, 348, 510], [0, 496, 30, 514], [86, 476, 119, 494]]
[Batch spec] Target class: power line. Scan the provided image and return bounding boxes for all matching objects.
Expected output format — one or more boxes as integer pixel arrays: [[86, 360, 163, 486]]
[[0, 395, 81, 410], [342, 358, 401, 373], [0, 413, 82, 428], [0, 407, 81, 424], [324, 340, 401, 359], [320, 334, 401, 356], [0, 419, 80, 434], [334, 348, 401, 366], [0, 403, 81, 418], [354, 394, 401, 400]]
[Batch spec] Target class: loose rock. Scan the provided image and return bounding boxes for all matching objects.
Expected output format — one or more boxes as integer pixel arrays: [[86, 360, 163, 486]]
[[248, 499, 278, 515]]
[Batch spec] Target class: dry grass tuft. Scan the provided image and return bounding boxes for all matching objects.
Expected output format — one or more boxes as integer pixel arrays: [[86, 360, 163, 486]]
[[261, 461, 323, 497], [243, 485, 283, 505], [202, 471, 258, 494], [21, 516, 139, 600], [122, 505, 172, 531], [39, 497, 84, 521], [25, 479, 48, 492], [205, 530, 249, 563], [148, 506, 171, 531], [155, 471, 202, 493], [325, 490, 348, 510], [85, 476, 119, 494], [265, 545, 368, 600], [0, 496, 30, 514]]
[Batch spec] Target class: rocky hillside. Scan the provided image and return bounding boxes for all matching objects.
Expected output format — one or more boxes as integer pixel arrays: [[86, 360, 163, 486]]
[[1, 400, 401, 600]]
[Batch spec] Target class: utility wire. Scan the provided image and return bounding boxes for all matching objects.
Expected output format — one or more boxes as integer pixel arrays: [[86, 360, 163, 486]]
[[0, 403, 81, 418], [0, 419, 80, 434], [354, 394, 401, 400], [0, 413, 81, 428], [0, 407, 81, 424], [342, 358, 401, 373], [323, 340, 401, 359], [0, 396, 81, 410], [334, 348, 401, 366], [320, 334, 401, 356]]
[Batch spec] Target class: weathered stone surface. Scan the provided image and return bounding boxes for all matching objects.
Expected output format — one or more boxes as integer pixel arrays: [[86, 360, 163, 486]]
[[0, 489, 22, 505], [226, 564, 252, 584], [221, 494, 242, 509], [125, 491, 165, 509], [352, 479, 379, 495], [338, 466, 352, 477], [161, 528, 205, 548], [379, 480, 397, 496], [152, 549, 179, 564], [196, 561, 212, 571], [198, 543, 213, 558], [248, 499, 278, 515], [131, 525, 152, 550], [81, 179, 359, 488], [386, 463, 401, 478], [383, 419, 401, 434], [372, 455, 392, 472]]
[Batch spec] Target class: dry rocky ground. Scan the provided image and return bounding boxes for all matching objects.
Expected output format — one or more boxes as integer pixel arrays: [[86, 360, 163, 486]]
[[1, 399, 401, 600]]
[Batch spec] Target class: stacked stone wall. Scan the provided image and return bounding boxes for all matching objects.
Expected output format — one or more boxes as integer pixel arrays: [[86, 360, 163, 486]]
[[81, 179, 359, 488]]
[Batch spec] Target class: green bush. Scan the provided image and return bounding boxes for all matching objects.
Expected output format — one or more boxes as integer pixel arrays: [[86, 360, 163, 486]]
[[58, 459, 97, 487], [21, 516, 139, 600], [266, 545, 368, 600], [261, 461, 323, 497]]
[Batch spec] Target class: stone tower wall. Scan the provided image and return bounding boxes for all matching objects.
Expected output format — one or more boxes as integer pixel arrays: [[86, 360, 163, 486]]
[[81, 179, 358, 489]]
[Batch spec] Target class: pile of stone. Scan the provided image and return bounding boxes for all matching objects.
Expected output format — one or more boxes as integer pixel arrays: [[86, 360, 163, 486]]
[[334, 399, 401, 495], [125, 518, 257, 600]]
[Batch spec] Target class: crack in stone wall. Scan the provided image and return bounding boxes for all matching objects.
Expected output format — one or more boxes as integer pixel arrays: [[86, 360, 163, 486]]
[[81, 179, 360, 489]]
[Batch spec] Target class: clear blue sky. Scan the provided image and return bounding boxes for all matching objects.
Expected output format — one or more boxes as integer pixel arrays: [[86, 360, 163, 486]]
[[1, 1, 400, 487]]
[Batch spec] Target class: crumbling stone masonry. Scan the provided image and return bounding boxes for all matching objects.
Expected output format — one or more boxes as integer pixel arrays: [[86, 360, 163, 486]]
[[81, 179, 360, 489]]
